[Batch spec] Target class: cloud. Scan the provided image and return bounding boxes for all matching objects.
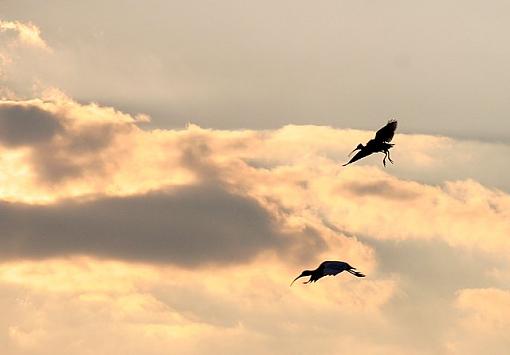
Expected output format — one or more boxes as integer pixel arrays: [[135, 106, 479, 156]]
[[0, 256, 395, 355], [0, 94, 509, 257], [0, 20, 49, 50], [0, 103, 63, 146], [342, 179, 419, 200], [358, 238, 509, 352], [0, 184, 327, 265], [0, 94, 142, 185], [0, 91, 508, 354], [0, 11, 508, 354], [455, 288, 510, 332], [0, 20, 50, 91], [440, 288, 510, 354]]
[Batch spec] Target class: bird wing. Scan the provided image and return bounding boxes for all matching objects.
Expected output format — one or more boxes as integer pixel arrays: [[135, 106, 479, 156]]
[[374, 119, 398, 143], [342, 149, 372, 166], [321, 261, 350, 276]]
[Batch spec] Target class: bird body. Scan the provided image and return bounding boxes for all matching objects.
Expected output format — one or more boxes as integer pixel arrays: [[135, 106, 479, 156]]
[[343, 120, 398, 167], [290, 260, 365, 286]]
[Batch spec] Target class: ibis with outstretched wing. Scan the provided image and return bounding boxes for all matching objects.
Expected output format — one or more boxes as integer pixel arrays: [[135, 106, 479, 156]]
[[343, 119, 398, 167], [290, 260, 365, 286]]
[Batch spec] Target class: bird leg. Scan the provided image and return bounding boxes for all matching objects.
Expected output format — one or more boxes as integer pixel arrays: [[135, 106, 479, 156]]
[[382, 152, 387, 167], [386, 150, 394, 164]]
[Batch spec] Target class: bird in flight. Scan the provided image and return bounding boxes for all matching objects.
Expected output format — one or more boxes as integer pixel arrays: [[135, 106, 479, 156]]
[[290, 260, 365, 286], [343, 119, 398, 167]]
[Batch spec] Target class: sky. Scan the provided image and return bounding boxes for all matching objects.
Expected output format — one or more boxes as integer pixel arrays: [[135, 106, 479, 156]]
[[0, 2, 509, 354]]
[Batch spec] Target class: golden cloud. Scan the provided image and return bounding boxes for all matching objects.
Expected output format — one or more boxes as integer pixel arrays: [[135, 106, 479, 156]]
[[0, 20, 49, 51], [0, 91, 508, 354]]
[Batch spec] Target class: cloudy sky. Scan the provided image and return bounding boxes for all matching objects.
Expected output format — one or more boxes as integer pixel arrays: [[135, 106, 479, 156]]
[[0, 2, 509, 354]]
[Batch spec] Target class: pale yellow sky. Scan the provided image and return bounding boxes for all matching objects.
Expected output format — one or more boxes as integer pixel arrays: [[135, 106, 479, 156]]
[[0, 4, 509, 355]]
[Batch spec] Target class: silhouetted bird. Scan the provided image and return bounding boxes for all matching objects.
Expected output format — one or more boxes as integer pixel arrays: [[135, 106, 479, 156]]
[[343, 119, 398, 167], [290, 260, 365, 286]]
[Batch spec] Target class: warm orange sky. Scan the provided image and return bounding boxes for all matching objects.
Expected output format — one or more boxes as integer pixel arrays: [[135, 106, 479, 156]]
[[0, 3, 510, 355]]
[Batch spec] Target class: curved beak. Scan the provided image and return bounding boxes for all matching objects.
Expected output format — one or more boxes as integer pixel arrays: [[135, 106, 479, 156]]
[[290, 274, 304, 287]]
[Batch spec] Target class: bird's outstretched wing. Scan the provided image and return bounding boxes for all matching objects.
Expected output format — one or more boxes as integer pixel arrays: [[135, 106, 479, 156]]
[[342, 149, 371, 166], [374, 119, 398, 143], [321, 261, 350, 276], [348, 270, 366, 277]]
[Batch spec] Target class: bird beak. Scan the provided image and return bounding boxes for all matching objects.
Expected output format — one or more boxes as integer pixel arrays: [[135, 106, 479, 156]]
[[290, 274, 304, 287]]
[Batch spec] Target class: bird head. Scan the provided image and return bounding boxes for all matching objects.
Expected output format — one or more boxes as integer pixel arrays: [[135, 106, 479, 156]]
[[348, 143, 364, 157], [290, 270, 313, 286]]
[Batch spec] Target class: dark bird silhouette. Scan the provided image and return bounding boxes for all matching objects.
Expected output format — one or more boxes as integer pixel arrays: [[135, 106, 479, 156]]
[[290, 260, 365, 286], [343, 119, 398, 167]]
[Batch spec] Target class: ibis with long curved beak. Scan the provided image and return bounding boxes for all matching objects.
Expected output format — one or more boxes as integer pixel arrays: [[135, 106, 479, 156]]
[[290, 260, 365, 286]]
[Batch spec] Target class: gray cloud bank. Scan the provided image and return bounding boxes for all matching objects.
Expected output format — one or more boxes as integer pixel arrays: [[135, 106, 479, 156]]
[[0, 104, 62, 146], [0, 185, 323, 265]]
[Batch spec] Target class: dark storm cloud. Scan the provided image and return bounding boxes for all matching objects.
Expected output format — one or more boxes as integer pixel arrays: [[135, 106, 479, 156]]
[[0, 185, 324, 266], [0, 104, 63, 146]]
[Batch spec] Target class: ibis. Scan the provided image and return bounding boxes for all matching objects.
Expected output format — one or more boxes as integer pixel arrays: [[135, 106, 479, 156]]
[[290, 260, 365, 286], [343, 119, 398, 167]]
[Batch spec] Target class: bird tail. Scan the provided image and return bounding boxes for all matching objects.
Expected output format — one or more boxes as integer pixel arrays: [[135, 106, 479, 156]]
[[347, 269, 366, 277]]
